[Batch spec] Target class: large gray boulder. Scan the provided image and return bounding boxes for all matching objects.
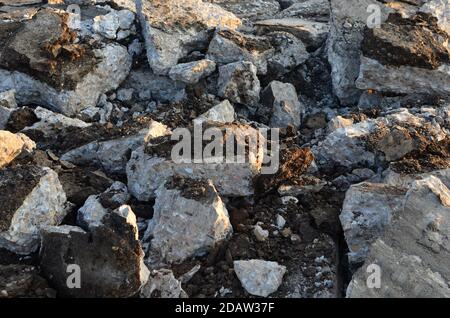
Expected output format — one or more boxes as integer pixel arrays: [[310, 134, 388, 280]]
[[217, 61, 261, 107]]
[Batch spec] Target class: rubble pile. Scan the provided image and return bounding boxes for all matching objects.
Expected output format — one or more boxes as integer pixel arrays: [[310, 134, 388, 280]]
[[0, 0, 448, 298]]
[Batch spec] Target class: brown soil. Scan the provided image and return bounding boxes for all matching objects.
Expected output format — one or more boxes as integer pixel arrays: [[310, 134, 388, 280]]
[[165, 175, 213, 202], [0, 264, 55, 298], [364, 122, 450, 174], [172, 194, 338, 298], [5, 107, 39, 133], [58, 168, 113, 207], [254, 147, 314, 195], [362, 12, 450, 69]]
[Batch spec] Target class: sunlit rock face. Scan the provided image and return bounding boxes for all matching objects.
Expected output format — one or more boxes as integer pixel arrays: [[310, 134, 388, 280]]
[[138, 0, 241, 75], [356, 13, 450, 97]]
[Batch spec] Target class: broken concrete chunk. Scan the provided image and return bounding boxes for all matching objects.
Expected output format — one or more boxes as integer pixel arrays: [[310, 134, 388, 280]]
[[217, 61, 261, 107], [346, 175, 450, 297], [356, 13, 450, 97], [0, 9, 132, 115], [275, 0, 330, 22], [313, 120, 377, 169], [168, 59, 216, 84], [0, 166, 67, 255], [327, 116, 354, 133], [234, 259, 286, 297], [138, 0, 241, 75], [23, 106, 90, 139], [77, 181, 130, 230], [39, 206, 149, 298], [193, 100, 235, 124], [92, 8, 135, 40], [362, 13, 449, 70], [0, 90, 17, 109], [147, 176, 232, 264], [340, 182, 406, 266], [420, 0, 450, 35], [0, 264, 55, 298], [207, 29, 274, 75], [347, 240, 450, 298], [356, 56, 450, 97], [126, 123, 265, 200], [0, 130, 35, 168], [261, 81, 303, 129], [140, 269, 187, 298]]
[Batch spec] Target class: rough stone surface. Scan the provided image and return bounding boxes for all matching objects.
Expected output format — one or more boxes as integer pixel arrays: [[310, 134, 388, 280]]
[[126, 123, 265, 200], [0, 10, 132, 115], [327, 0, 389, 105], [234, 259, 286, 297], [256, 18, 329, 50], [347, 176, 450, 297], [168, 59, 216, 84], [0, 166, 67, 255], [40, 206, 149, 298], [261, 81, 303, 128], [138, 0, 241, 75], [0, 130, 35, 168], [210, 0, 280, 21], [194, 100, 235, 124], [147, 177, 232, 264], [340, 182, 406, 265]]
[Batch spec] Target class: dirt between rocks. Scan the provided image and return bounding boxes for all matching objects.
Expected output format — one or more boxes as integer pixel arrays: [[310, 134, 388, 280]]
[[165, 175, 214, 202], [0, 165, 44, 231], [171, 193, 339, 298]]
